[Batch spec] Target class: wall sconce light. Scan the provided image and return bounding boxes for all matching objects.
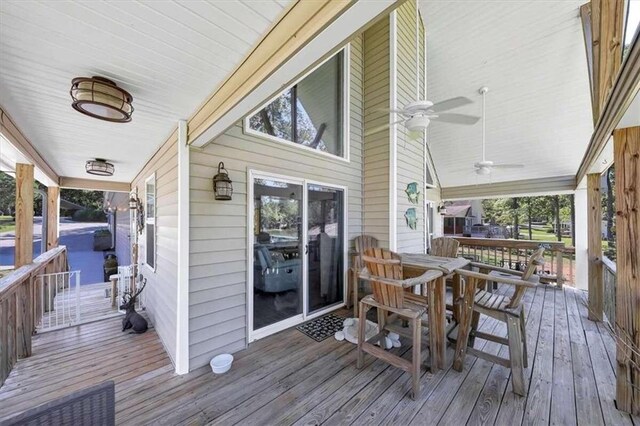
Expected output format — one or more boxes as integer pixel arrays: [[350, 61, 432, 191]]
[[129, 195, 140, 210], [438, 203, 448, 215], [213, 162, 233, 201]]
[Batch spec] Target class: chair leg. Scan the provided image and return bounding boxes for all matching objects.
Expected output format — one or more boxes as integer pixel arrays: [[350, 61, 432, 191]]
[[453, 277, 478, 371], [377, 308, 387, 348], [353, 269, 359, 317], [357, 302, 369, 369], [520, 309, 528, 369], [507, 315, 526, 396], [411, 317, 421, 400], [469, 311, 480, 347]]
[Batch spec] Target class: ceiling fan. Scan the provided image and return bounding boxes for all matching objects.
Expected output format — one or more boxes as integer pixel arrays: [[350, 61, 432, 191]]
[[365, 0, 480, 137], [473, 86, 524, 176]]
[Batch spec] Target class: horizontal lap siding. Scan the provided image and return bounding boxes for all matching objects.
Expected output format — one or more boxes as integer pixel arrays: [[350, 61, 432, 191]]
[[132, 139, 179, 365], [188, 38, 364, 370], [363, 18, 391, 249], [396, 1, 426, 253]]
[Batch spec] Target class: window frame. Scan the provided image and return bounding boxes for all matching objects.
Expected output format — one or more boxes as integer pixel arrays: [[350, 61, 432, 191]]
[[144, 173, 157, 272], [243, 45, 351, 163]]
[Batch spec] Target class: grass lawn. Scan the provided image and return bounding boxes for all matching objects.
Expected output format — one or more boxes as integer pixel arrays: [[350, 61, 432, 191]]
[[525, 227, 573, 246], [0, 215, 15, 233]]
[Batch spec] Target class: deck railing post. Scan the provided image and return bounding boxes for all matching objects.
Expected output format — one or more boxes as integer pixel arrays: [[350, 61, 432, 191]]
[[75, 272, 81, 324]]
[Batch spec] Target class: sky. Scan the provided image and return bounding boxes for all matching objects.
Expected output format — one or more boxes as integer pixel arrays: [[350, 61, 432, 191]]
[[627, 0, 640, 46]]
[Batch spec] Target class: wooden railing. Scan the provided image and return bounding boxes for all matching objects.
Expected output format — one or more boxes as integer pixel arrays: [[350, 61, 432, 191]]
[[0, 246, 68, 386], [602, 256, 617, 327], [451, 237, 575, 287]]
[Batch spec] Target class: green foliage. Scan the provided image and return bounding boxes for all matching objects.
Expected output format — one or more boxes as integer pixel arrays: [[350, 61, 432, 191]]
[[72, 208, 107, 222], [61, 189, 104, 211]]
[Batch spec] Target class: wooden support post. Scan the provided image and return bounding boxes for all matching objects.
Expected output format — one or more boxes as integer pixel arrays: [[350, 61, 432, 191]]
[[556, 250, 564, 289], [587, 173, 603, 320], [590, 0, 625, 119], [46, 186, 59, 250], [15, 164, 34, 268], [614, 126, 640, 415]]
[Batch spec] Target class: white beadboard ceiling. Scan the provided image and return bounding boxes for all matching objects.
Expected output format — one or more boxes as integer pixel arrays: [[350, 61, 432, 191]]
[[420, 0, 593, 188], [0, 0, 291, 182]]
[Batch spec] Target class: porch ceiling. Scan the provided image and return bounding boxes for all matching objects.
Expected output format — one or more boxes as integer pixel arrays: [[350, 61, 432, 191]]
[[420, 1, 593, 189], [0, 0, 291, 182]]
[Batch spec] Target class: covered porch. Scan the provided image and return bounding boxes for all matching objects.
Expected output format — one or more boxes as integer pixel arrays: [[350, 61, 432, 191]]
[[0, 284, 630, 425]]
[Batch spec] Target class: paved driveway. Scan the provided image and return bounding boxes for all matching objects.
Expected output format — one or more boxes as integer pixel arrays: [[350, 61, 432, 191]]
[[0, 218, 110, 285]]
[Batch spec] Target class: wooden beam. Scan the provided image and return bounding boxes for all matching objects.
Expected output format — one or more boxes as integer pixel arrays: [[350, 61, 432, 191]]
[[614, 126, 640, 415], [46, 186, 59, 251], [591, 0, 625, 119], [58, 177, 130, 192], [0, 107, 58, 185], [587, 173, 603, 320], [186, 0, 358, 144], [441, 175, 577, 200], [14, 164, 34, 268], [576, 31, 640, 184]]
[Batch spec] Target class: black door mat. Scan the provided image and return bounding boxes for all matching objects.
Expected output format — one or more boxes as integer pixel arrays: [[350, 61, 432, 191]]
[[296, 313, 345, 342]]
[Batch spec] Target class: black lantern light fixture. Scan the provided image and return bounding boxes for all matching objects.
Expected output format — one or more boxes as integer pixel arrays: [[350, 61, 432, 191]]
[[437, 203, 448, 215], [70, 76, 133, 123], [86, 158, 114, 176], [213, 162, 233, 201], [129, 194, 140, 210]]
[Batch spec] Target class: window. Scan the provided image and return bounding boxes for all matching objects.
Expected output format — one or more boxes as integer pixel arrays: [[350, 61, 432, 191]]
[[624, 0, 640, 60], [145, 174, 156, 270], [246, 49, 347, 159], [425, 163, 436, 188]]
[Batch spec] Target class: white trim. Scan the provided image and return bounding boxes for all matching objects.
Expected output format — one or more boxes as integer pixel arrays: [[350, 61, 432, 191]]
[[242, 46, 351, 163], [247, 170, 349, 343], [389, 11, 398, 252], [143, 172, 156, 272], [175, 120, 189, 375]]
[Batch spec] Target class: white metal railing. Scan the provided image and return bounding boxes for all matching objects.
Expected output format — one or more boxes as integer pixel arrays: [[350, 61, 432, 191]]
[[35, 270, 81, 331]]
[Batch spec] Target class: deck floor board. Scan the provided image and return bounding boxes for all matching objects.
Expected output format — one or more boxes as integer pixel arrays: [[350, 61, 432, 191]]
[[0, 285, 632, 425]]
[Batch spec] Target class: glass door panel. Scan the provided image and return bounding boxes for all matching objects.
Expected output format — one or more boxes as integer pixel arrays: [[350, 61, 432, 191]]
[[253, 178, 303, 330], [306, 185, 344, 313]]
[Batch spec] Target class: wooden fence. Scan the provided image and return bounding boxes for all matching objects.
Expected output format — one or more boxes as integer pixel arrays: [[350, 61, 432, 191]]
[[0, 246, 68, 386], [602, 256, 617, 327], [451, 237, 575, 287]]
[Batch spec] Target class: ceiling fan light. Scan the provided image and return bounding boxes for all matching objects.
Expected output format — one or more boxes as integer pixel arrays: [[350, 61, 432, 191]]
[[86, 158, 115, 176], [70, 76, 133, 123], [405, 115, 430, 132]]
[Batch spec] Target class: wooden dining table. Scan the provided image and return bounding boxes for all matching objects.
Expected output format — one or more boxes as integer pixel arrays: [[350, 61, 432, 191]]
[[399, 253, 471, 371]]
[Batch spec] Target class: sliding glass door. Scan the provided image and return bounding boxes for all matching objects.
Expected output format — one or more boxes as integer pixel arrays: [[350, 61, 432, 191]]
[[252, 178, 304, 332], [250, 173, 346, 340], [306, 185, 344, 314]]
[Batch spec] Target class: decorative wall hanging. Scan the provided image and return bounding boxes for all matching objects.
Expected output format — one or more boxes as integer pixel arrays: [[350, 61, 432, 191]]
[[405, 182, 420, 204], [404, 208, 417, 230]]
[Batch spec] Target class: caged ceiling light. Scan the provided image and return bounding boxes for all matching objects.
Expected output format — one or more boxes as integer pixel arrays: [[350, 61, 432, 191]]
[[70, 76, 133, 123], [86, 158, 115, 176]]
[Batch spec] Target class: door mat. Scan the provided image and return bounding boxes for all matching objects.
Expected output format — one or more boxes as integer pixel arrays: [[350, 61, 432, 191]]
[[296, 313, 345, 342]]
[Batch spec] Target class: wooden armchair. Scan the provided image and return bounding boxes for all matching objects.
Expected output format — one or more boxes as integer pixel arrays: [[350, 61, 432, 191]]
[[357, 248, 443, 399], [349, 235, 378, 316], [430, 236, 460, 258], [453, 247, 545, 396]]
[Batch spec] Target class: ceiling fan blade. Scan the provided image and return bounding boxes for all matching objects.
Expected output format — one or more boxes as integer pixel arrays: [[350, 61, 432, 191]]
[[429, 97, 473, 113], [492, 164, 525, 169], [432, 113, 480, 125]]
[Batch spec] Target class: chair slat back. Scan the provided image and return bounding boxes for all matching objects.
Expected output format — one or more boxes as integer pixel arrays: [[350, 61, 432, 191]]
[[362, 248, 404, 309], [353, 235, 379, 271], [509, 247, 546, 308], [431, 237, 460, 258]]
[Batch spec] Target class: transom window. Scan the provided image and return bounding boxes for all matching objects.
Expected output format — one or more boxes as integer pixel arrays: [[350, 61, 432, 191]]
[[246, 50, 346, 159]]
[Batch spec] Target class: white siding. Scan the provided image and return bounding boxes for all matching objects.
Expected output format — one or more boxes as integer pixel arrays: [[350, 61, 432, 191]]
[[132, 139, 179, 365], [363, 18, 391, 249], [188, 38, 364, 370]]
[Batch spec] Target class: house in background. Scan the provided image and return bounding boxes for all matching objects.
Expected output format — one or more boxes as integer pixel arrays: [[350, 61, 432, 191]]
[[442, 200, 483, 236]]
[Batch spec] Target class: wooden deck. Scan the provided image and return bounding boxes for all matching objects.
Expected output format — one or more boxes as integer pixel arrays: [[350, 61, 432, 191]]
[[0, 284, 634, 425]]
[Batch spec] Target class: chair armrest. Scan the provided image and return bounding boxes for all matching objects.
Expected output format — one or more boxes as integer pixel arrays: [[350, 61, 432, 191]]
[[359, 269, 443, 288], [469, 262, 525, 276], [454, 268, 536, 288]]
